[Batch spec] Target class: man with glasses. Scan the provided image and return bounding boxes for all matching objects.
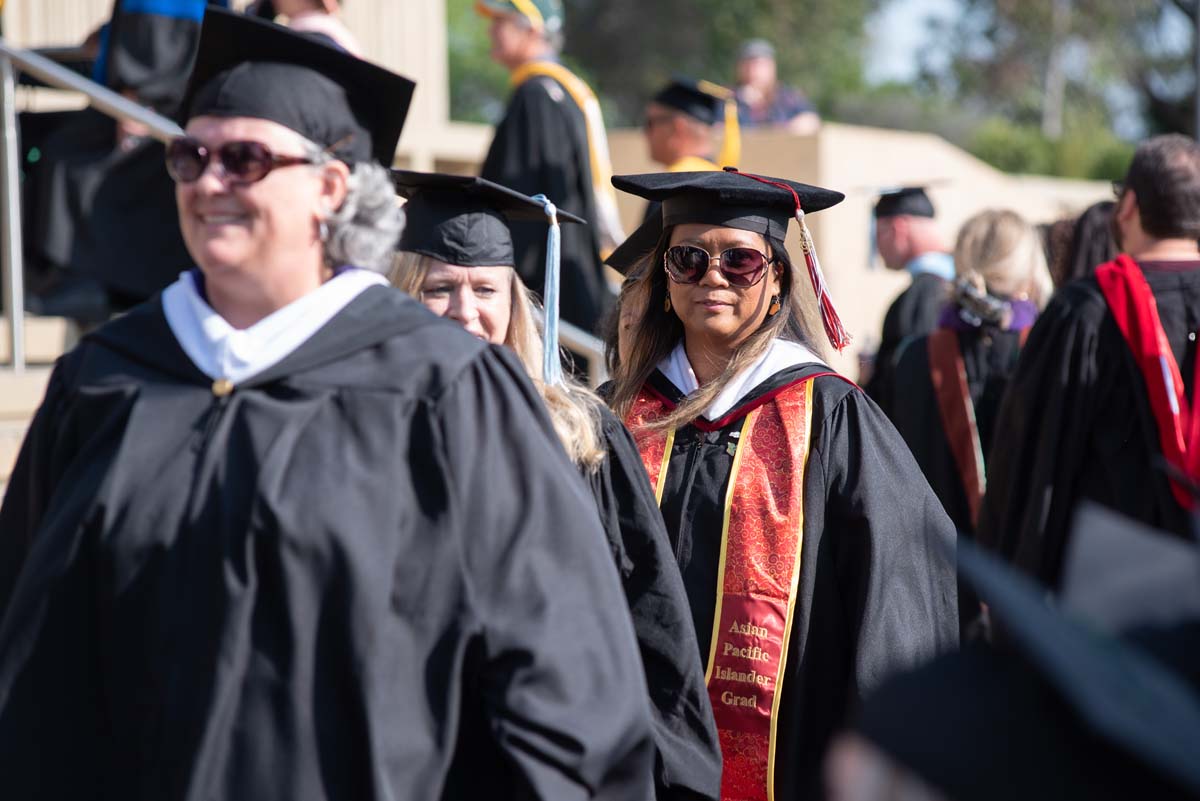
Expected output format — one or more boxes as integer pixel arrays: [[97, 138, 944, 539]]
[[979, 133, 1200, 590], [476, 0, 623, 334]]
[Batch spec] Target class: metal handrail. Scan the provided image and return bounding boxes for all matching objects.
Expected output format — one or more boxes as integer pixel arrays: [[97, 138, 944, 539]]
[[0, 37, 184, 372]]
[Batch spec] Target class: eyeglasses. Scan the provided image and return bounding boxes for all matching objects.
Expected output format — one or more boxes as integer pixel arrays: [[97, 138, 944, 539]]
[[1112, 180, 1125, 198], [663, 244, 774, 288], [166, 137, 316, 185]]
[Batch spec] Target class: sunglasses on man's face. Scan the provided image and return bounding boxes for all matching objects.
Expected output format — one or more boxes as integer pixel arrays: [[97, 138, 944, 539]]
[[165, 137, 316, 186], [663, 244, 774, 288]]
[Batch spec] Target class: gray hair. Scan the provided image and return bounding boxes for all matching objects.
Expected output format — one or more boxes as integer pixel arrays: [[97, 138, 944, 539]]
[[302, 138, 405, 274]]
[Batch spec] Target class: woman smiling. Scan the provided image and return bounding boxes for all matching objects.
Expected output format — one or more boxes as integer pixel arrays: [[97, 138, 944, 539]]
[[608, 169, 959, 801]]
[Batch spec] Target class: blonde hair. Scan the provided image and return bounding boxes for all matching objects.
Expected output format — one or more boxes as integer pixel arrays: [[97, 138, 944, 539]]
[[391, 251, 606, 470], [607, 228, 828, 433], [954, 210, 1054, 310]]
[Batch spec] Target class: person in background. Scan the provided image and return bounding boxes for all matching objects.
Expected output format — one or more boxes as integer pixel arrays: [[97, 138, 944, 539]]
[[476, 0, 623, 334], [1051, 199, 1118, 288], [643, 78, 739, 174], [979, 134, 1200, 589], [390, 171, 723, 801], [862, 186, 954, 417], [733, 39, 820, 135], [0, 11, 655, 799], [248, 0, 362, 55], [889, 209, 1051, 638], [24, 0, 226, 322], [608, 168, 957, 801]]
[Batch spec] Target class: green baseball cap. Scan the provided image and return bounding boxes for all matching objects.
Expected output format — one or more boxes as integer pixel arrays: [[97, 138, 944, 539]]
[[475, 0, 564, 34]]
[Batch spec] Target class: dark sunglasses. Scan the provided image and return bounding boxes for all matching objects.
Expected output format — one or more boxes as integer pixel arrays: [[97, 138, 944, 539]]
[[663, 244, 774, 288], [166, 137, 317, 185]]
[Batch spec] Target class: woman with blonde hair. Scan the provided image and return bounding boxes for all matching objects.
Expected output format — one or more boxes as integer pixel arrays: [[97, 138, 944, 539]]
[[890, 209, 1049, 636], [607, 169, 958, 801], [389, 171, 722, 801]]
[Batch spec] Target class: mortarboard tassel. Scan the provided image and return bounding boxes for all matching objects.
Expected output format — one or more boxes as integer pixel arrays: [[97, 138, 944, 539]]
[[533, 193, 565, 385], [725, 169, 852, 351], [697, 79, 742, 169]]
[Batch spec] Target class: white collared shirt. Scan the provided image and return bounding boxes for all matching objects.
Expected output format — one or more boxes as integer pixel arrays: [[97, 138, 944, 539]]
[[658, 338, 827, 421], [162, 268, 388, 385]]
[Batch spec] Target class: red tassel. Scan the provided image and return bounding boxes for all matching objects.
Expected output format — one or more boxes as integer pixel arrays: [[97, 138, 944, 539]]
[[724, 169, 852, 351]]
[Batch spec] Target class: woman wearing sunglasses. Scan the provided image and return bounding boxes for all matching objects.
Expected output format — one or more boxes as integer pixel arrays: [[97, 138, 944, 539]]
[[389, 170, 723, 801], [0, 10, 658, 800], [606, 169, 959, 801]]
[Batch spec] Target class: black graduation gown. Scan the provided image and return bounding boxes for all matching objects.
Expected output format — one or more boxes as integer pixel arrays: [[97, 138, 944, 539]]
[[0, 286, 655, 801], [890, 327, 1024, 534], [978, 263, 1200, 588], [890, 326, 1025, 638], [587, 409, 722, 801], [480, 74, 610, 333], [864, 272, 949, 417], [642, 364, 958, 801]]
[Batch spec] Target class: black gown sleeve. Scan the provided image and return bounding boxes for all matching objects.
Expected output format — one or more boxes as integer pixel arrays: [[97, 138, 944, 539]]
[[420, 346, 655, 800], [585, 409, 722, 801], [976, 286, 1102, 586], [813, 385, 960, 695], [865, 276, 947, 417]]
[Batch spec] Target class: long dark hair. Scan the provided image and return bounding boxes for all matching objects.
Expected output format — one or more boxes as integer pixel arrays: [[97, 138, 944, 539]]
[[608, 225, 826, 431], [1056, 200, 1116, 287]]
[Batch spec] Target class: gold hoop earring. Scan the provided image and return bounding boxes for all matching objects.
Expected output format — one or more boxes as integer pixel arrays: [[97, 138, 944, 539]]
[[664, 295, 672, 313]]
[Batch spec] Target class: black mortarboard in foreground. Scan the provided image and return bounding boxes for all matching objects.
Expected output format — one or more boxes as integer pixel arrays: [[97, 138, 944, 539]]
[[393, 171, 583, 267], [873, 185, 935, 219], [855, 539, 1200, 801], [180, 7, 415, 166], [612, 168, 851, 349]]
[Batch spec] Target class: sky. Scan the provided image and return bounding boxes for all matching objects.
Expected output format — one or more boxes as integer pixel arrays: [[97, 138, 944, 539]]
[[864, 0, 960, 84]]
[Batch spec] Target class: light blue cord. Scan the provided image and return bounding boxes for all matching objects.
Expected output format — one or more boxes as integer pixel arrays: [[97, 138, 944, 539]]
[[532, 194, 563, 386]]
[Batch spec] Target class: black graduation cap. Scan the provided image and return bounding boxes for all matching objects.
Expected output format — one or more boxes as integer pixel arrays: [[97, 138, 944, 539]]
[[651, 78, 727, 126], [605, 214, 662, 277], [612, 169, 843, 242], [393, 171, 584, 267], [180, 7, 415, 166], [611, 168, 850, 349], [873, 185, 935, 219], [854, 539, 1200, 801]]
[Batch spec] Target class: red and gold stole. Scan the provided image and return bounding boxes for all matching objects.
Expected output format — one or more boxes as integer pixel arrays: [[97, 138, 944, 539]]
[[1097, 254, 1200, 509], [627, 377, 821, 801]]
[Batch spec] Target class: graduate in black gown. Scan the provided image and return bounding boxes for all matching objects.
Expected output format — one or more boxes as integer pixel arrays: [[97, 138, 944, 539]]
[[979, 134, 1200, 589], [890, 210, 1050, 637], [389, 170, 722, 801], [606, 170, 958, 801], [862, 186, 955, 418], [476, 0, 624, 333], [0, 11, 654, 800]]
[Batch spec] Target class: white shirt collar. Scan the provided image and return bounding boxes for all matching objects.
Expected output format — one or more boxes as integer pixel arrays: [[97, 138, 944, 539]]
[[162, 268, 388, 385], [657, 338, 827, 421]]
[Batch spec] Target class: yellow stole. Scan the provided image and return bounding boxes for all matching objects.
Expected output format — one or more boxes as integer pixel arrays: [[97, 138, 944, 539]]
[[668, 155, 721, 173], [511, 61, 624, 256], [626, 379, 817, 801]]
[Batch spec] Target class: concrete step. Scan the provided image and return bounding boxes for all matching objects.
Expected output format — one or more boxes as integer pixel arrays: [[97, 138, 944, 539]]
[[0, 316, 78, 364]]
